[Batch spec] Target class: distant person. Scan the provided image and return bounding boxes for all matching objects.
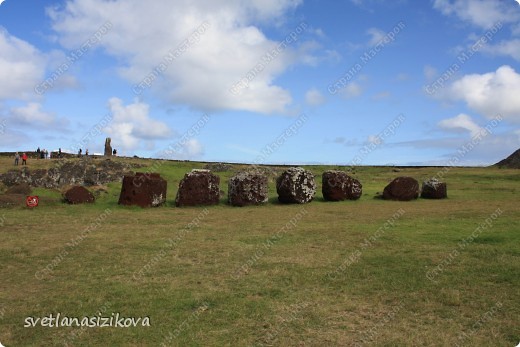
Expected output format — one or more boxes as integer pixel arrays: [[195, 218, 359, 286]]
[[78, 148, 82, 157], [85, 149, 89, 156], [58, 148, 62, 158], [44, 149, 49, 159], [21, 152, 28, 165], [113, 149, 117, 156], [14, 152, 20, 166], [36, 147, 41, 159]]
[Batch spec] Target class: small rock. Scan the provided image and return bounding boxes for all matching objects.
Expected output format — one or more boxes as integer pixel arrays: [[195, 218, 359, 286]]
[[64, 186, 95, 204]]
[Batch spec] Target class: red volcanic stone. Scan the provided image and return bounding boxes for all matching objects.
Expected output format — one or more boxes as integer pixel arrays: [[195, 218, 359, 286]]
[[175, 170, 220, 207], [118, 172, 167, 207], [276, 167, 316, 204], [421, 179, 447, 199], [228, 171, 269, 207], [382, 177, 419, 201], [322, 170, 362, 201], [64, 186, 95, 204]]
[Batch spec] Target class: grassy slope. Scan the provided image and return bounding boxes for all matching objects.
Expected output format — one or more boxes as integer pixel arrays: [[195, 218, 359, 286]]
[[0, 156, 519, 346]]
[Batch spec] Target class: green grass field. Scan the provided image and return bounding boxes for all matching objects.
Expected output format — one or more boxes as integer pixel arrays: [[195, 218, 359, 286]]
[[0, 157, 519, 346]]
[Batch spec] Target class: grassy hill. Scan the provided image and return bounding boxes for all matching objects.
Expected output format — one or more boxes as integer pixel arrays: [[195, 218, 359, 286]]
[[0, 155, 519, 346]]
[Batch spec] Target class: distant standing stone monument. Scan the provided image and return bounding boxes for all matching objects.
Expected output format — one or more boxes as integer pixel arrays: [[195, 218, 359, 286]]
[[104, 138, 112, 156]]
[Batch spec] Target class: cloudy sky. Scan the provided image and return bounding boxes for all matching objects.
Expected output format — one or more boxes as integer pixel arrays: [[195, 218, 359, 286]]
[[0, 0, 519, 165]]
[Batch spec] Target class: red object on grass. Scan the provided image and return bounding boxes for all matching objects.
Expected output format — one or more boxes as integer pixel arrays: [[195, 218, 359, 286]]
[[26, 196, 39, 208]]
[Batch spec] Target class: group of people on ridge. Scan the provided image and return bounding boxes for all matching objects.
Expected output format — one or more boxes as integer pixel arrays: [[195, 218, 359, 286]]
[[36, 147, 52, 159], [13, 152, 27, 166], [14, 146, 118, 165]]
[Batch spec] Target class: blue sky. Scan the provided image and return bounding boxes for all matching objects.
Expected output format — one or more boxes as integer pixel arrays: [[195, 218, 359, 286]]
[[0, 0, 519, 165]]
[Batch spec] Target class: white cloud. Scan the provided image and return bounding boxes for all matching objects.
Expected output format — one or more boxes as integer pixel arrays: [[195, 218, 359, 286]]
[[340, 82, 363, 99], [424, 65, 438, 81], [513, 23, 520, 36], [48, 0, 312, 114], [481, 39, 520, 61], [433, 0, 520, 28], [305, 88, 325, 106], [103, 98, 172, 151], [0, 29, 46, 100], [396, 73, 409, 81], [0, 128, 25, 147], [160, 138, 204, 160], [10, 102, 56, 125], [366, 28, 386, 46], [182, 138, 204, 157], [349, 0, 395, 9], [372, 91, 391, 100], [367, 135, 382, 145], [441, 65, 520, 122], [438, 113, 483, 137]]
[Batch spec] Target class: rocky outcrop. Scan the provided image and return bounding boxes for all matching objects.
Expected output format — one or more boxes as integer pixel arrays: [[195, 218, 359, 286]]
[[203, 162, 232, 172], [276, 167, 316, 204], [322, 170, 362, 201], [64, 186, 95, 204], [118, 173, 167, 208], [0, 159, 134, 188], [175, 169, 220, 207], [421, 179, 447, 199], [228, 171, 269, 207], [382, 177, 419, 201], [495, 148, 520, 169]]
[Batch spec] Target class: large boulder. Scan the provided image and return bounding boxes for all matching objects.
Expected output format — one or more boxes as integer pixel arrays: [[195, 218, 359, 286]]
[[276, 167, 316, 204], [421, 178, 447, 199], [382, 177, 419, 201], [228, 171, 269, 207], [64, 186, 95, 204], [175, 169, 220, 207], [118, 173, 167, 207], [322, 170, 362, 201]]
